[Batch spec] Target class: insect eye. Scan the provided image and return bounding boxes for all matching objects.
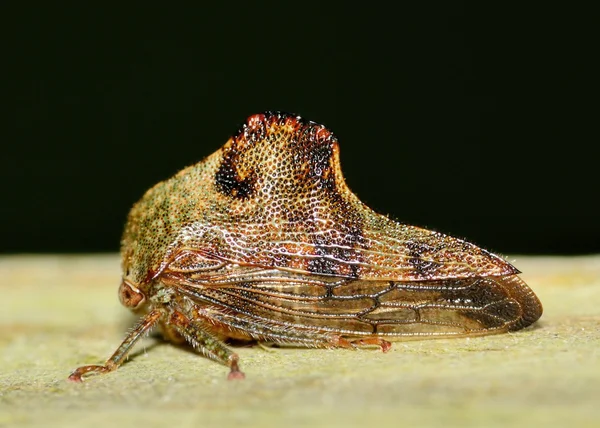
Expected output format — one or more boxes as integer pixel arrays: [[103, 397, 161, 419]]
[[118, 280, 145, 309]]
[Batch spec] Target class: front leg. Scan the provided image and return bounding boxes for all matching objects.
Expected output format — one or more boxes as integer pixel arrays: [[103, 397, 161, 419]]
[[168, 310, 245, 380], [68, 309, 163, 382]]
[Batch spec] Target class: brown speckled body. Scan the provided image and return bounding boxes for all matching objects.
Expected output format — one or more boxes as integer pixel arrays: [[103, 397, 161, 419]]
[[69, 112, 543, 381]]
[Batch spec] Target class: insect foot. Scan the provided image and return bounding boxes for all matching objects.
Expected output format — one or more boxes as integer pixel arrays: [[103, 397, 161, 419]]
[[69, 111, 542, 381]]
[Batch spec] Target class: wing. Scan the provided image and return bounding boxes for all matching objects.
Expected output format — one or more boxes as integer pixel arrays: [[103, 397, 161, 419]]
[[161, 262, 542, 339]]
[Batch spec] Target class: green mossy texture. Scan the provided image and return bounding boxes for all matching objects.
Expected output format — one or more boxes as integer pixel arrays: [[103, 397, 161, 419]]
[[1, 255, 599, 428]]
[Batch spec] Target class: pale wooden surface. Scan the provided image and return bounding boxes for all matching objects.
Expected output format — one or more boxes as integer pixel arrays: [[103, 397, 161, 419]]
[[1, 254, 599, 427]]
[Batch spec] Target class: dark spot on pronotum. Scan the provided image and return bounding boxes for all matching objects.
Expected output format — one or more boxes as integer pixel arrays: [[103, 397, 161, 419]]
[[306, 132, 336, 191], [307, 224, 364, 278], [215, 150, 257, 200], [406, 241, 440, 277], [341, 222, 365, 278], [307, 233, 340, 276], [307, 256, 338, 276]]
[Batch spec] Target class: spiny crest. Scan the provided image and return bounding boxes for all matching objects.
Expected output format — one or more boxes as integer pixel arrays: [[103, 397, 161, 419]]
[[214, 112, 345, 202]]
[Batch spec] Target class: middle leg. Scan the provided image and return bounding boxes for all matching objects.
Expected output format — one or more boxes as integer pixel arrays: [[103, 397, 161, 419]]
[[168, 310, 245, 380]]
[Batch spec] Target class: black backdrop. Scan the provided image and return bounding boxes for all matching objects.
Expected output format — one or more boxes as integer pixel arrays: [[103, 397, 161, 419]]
[[4, 4, 596, 255]]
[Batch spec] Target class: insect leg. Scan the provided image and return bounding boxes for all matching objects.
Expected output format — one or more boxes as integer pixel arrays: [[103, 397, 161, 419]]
[[168, 310, 245, 380], [68, 308, 163, 382], [350, 338, 392, 352], [195, 307, 355, 349]]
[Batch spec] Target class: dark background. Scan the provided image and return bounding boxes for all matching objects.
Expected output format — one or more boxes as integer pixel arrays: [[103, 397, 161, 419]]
[[4, 4, 596, 255]]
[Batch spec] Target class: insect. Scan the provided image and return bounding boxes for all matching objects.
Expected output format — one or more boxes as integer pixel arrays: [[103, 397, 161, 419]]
[[68, 111, 543, 381]]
